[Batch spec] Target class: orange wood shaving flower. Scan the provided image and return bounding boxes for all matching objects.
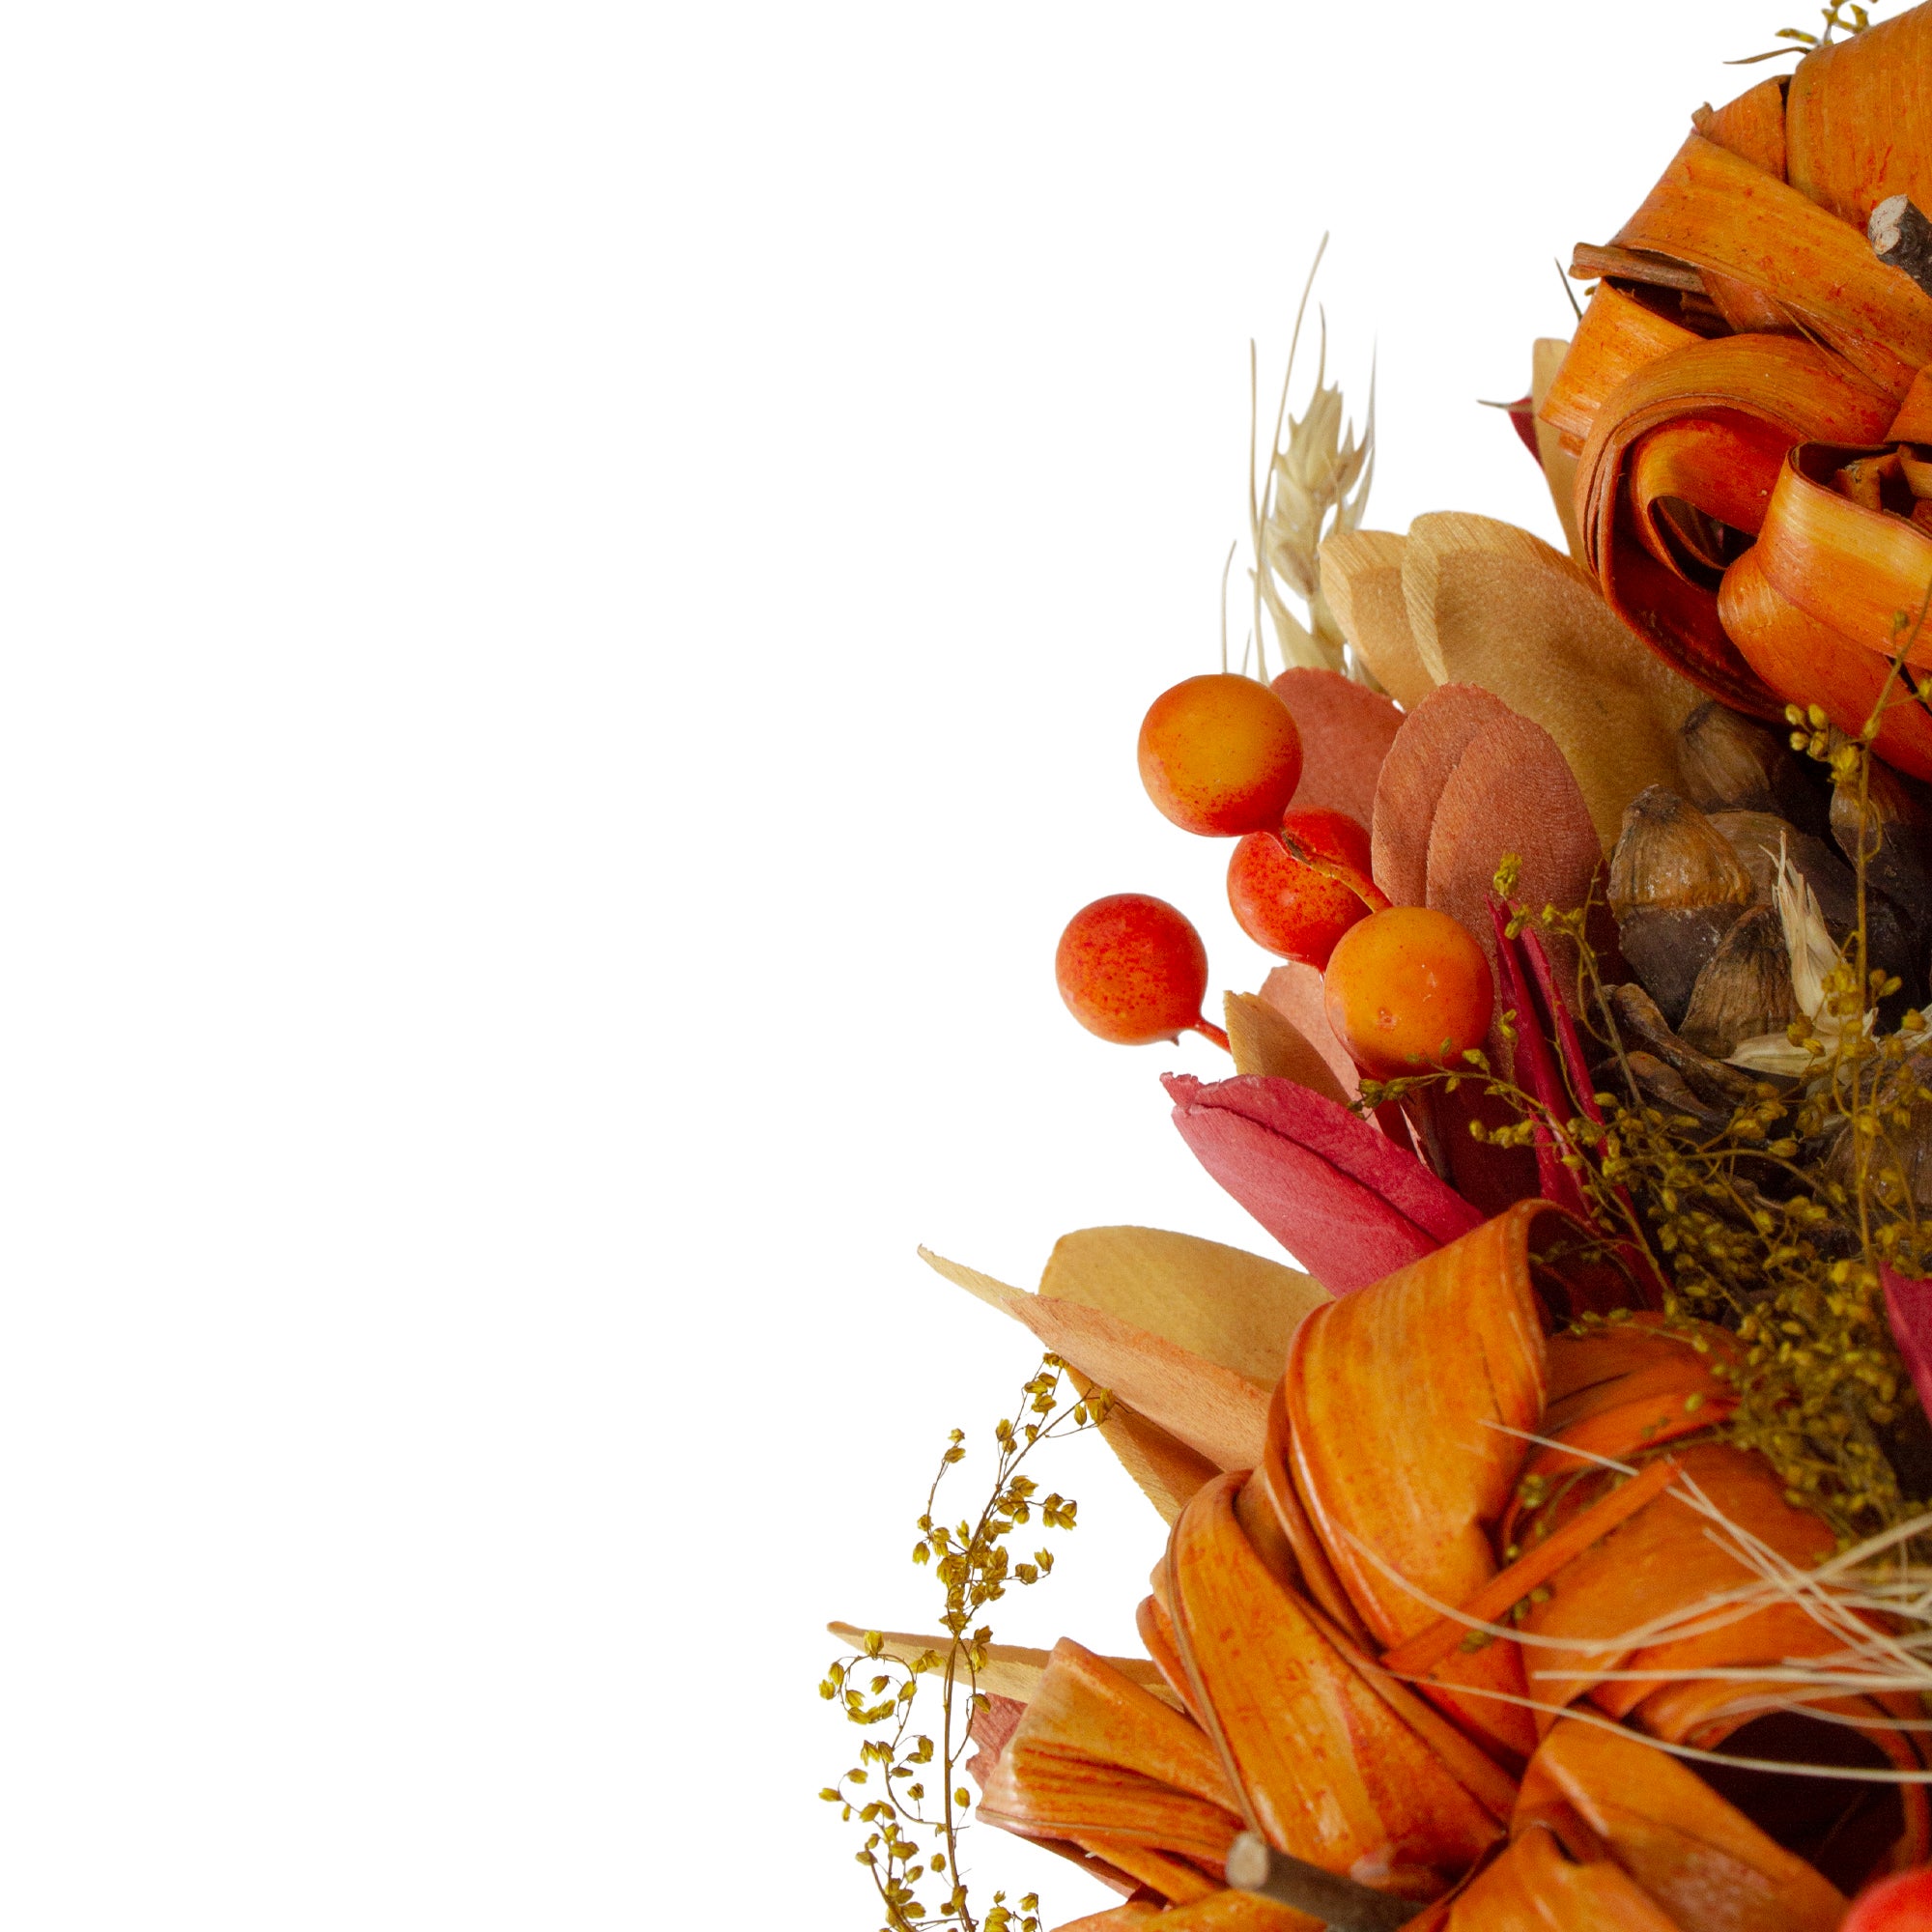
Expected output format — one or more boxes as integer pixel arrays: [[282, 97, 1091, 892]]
[[1544, 14, 1932, 776]]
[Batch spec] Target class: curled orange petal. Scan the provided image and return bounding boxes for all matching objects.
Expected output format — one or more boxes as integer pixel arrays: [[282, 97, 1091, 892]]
[[1520, 1720, 1846, 1931], [1165, 1473, 1502, 1890]]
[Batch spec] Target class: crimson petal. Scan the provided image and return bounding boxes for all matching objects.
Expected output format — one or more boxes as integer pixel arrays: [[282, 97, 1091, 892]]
[[1164, 1073, 1481, 1292], [1489, 902, 1592, 1220], [1884, 1264, 1932, 1416]]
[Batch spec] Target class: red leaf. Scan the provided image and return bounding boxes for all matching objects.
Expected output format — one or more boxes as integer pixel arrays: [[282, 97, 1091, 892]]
[[1885, 1265, 1932, 1417], [1493, 392, 1539, 460], [1487, 902, 1591, 1220], [1520, 923, 1605, 1123], [1164, 1073, 1481, 1292]]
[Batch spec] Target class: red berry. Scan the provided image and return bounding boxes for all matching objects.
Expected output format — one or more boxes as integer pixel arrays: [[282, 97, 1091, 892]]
[[1322, 906, 1494, 1077], [1056, 895, 1209, 1045], [1137, 674, 1303, 837], [1846, 1867, 1932, 1932], [1227, 808, 1375, 968]]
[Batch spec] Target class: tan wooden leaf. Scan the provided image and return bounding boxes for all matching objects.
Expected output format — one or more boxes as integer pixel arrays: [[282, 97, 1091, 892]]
[[916, 1247, 1027, 1316], [1402, 511, 1698, 852], [1318, 529, 1435, 707], [1531, 336, 1584, 563], [916, 1250, 1222, 1521], [1068, 1370, 1219, 1526], [823, 1622, 1182, 1710], [1038, 1224, 1326, 1387], [1222, 990, 1349, 1105], [918, 1246, 1272, 1471], [1256, 961, 1360, 1100]]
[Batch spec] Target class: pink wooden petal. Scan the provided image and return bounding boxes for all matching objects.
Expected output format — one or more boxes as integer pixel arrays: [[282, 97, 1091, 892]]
[[1884, 1265, 1932, 1417], [1425, 712, 1601, 1022], [1371, 684, 1516, 906], [1164, 1074, 1481, 1292], [1166, 1075, 1481, 1242], [1489, 901, 1592, 1220], [1269, 667, 1404, 828]]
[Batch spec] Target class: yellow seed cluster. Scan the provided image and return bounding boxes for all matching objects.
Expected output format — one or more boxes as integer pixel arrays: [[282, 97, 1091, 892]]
[[818, 1357, 1109, 1932]]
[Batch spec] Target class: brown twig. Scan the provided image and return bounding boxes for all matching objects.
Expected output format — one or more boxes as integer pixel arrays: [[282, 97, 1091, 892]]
[[1225, 1833, 1420, 1929], [1568, 242, 1706, 295], [1870, 196, 1932, 301]]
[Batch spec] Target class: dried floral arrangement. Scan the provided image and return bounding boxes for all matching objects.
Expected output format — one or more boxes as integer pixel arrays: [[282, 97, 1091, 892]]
[[826, 6, 1932, 1927]]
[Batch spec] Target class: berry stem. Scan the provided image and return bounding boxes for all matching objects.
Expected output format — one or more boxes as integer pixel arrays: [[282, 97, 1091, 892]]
[[1274, 828, 1391, 914], [1190, 1018, 1233, 1052]]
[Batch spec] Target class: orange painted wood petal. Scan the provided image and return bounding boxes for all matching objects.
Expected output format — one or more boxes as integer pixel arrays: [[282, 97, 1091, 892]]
[[1519, 1719, 1847, 1932], [1284, 1204, 1550, 1650], [1749, 442, 1932, 669], [1166, 1474, 1501, 1887], [1718, 542, 1932, 780]]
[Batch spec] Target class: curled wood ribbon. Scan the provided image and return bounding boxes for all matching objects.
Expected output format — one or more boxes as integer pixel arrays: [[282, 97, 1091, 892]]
[[979, 1208, 1928, 1926], [1546, 15, 1932, 776], [1572, 333, 1895, 723]]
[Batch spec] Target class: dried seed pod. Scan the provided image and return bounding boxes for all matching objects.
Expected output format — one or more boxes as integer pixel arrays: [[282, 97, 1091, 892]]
[[1608, 787, 1756, 916], [1709, 803, 1922, 1009], [1623, 1049, 1732, 1133], [1867, 891, 1922, 1018], [1679, 905, 1800, 1060], [1706, 810, 1859, 928], [1616, 909, 1744, 1030], [1831, 754, 1932, 925], [1608, 787, 1755, 1025], [1602, 981, 1761, 1107], [1823, 1050, 1932, 1216], [1677, 698, 1827, 833]]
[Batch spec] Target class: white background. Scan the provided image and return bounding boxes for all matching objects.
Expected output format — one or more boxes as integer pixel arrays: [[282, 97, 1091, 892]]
[[0, 2, 1820, 1923]]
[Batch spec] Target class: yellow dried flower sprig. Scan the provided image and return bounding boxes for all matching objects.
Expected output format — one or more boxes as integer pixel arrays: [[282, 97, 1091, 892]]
[[819, 1355, 1110, 1932], [1731, 1, 1882, 65]]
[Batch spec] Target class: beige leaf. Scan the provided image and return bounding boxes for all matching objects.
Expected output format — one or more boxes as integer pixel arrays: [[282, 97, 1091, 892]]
[[1037, 1224, 1326, 1386], [1318, 529, 1435, 708], [1257, 961, 1361, 1100], [1402, 511, 1697, 851], [918, 1246, 1273, 1471], [1223, 991, 1350, 1105], [916, 1247, 1026, 1317], [914, 1249, 1221, 1520], [823, 1622, 1182, 1710], [1065, 1368, 1220, 1527]]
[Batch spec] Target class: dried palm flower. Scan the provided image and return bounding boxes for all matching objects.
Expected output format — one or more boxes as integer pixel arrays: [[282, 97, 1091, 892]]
[[1246, 236, 1376, 684], [1731, 833, 1874, 1071]]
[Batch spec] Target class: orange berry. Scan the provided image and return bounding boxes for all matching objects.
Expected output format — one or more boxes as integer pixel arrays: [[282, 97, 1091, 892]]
[[1845, 1868, 1932, 1932], [1227, 808, 1374, 968], [1056, 895, 1209, 1045], [1321, 906, 1493, 1077], [1138, 674, 1303, 837]]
